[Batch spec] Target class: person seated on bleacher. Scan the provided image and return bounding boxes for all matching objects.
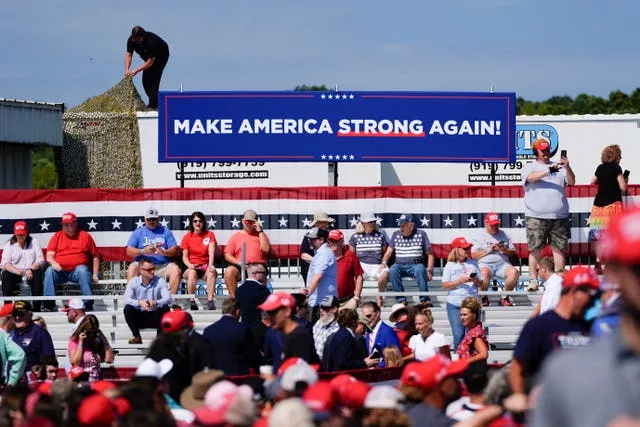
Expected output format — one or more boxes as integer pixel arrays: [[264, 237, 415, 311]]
[[180, 211, 220, 311], [224, 209, 272, 299], [43, 212, 100, 312], [382, 214, 435, 306], [349, 212, 389, 308], [442, 237, 483, 350], [471, 212, 520, 307], [126, 207, 181, 295], [1, 221, 45, 311], [123, 257, 173, 344], [9, 301, 55, 375]]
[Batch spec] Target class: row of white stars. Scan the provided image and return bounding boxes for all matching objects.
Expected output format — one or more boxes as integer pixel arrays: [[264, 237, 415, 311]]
[[29, 215, 589, 232], [320, 154, 356, 160], [320, 93, 355, 100]]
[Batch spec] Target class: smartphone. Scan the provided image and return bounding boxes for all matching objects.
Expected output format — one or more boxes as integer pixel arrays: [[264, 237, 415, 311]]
[[470, 272, 477, 279], [560, 149, 567, 158], [369, 348, 381, 359], [624, 170, 631, 180]]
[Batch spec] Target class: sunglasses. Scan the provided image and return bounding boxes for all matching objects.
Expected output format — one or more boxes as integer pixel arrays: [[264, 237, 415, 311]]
[[140, 267, 156, 272], [364, 313, 376, 319], [145, 218, 158, 222], [192, 219, 204, 223]]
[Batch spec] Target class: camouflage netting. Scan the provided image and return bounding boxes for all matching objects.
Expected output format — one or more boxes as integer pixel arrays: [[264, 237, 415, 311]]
[[61, 78, 147, 188]]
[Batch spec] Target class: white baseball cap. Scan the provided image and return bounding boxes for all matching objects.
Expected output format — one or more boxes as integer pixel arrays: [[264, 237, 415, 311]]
[[280, 364, 319, 392], [364, 385, 404, 410], [135, 358, 173, 379]]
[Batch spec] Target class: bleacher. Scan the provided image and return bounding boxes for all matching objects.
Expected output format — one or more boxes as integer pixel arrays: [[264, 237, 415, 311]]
[[7, 267, 540, 368]]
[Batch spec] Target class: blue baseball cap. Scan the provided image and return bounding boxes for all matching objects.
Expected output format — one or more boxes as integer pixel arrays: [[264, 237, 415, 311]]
[[396, 214, 415, 225]]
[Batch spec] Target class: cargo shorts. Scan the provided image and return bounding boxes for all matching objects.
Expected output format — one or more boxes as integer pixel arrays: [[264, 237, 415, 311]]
[[525, 217, 569, 251]]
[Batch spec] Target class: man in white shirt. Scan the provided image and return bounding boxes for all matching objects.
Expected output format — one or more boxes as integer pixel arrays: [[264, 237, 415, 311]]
[[530, 257, 563, 317]]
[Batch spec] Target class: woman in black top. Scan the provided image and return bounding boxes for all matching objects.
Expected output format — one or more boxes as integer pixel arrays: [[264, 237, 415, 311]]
[[589, 144, 627, 243]]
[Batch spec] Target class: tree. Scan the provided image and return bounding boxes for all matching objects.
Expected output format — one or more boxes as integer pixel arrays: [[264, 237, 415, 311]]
[[294, 84, 328, 91]]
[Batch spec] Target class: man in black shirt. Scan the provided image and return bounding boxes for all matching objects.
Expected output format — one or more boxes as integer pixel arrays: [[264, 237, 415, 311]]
[[124, 26, 170, 109], [259, 292, 319, 366], [236, 263, 271, 326]]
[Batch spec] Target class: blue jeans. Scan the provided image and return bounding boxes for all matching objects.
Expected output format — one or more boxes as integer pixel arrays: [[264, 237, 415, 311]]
[[389, 263, 429, 303], [447, 302, 465, 350], [44, 265, 93, 305]]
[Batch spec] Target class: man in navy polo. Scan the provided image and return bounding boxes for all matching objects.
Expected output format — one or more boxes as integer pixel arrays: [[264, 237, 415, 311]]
[[9, 301, 55, 373]]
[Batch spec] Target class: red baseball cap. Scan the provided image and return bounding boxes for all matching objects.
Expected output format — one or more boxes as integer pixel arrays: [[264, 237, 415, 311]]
[[402, 355, 468, 391], [258, 292, 296, 312], [38, 382, 53, 395], [562, 266, 600, 291], [13, 221, 28, 236], [329, 374, 356, 393], [485, 212, 501, 226], [338, 380, 370, 409], [161, 309, 193, 333], [276, 357, 320, 376], [91, 380, 117, 394], [328, 230, 344, 241], [598, 208, 640, 265], [303, 381, 336, 413], [68, 366, 88, 381], [0, 304, 14, 318], [77, 394, 114, 426], [451, 237, 473, 249], [532, 139, 550, 152], [61, 212, 77, 224]]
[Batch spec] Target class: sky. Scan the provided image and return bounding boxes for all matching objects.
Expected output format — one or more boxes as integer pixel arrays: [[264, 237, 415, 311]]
[[2, 0, 639, 108]]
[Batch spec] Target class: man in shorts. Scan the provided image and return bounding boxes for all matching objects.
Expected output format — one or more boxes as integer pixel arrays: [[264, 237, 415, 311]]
[[126, 207, 181, 294], [522, 139, 575, 281], [471, 212, 520, 306]]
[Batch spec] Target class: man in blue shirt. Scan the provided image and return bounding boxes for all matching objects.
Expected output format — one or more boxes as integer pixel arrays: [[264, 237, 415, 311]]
[[9, 301, 55, 374], [382, 214, 435, 305], [299, 227, 337, 324], [123, 257, 173, 344], [126, 207, 181, 294]]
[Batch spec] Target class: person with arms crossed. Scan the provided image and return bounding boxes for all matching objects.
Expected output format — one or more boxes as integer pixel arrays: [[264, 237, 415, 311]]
[[126, 207, 181, 294], [44, 212, 99, 311]]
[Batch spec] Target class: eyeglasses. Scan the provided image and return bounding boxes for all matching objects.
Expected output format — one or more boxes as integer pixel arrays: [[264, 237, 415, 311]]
[[140, 267, 156, 272], [192, 219, 203, 223], [145, 218, 158, 222], [252, 270, 267, 275], [364, 313, 376, 319]]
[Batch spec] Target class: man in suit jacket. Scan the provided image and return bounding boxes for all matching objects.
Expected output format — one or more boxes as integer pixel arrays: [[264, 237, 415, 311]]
[[361, 301, 401, 368], [236, 263, 271, 325], [184, 312, 215, 373], [203, 298, 262, 376], [324, 308, 367, 372]]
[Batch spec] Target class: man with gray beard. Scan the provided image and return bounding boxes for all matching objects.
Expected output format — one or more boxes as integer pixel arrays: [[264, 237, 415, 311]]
[[312, 296, 340, 360]]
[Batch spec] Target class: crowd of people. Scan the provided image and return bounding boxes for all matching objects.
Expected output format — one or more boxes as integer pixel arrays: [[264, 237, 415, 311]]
[[0, 142, 637, 425]]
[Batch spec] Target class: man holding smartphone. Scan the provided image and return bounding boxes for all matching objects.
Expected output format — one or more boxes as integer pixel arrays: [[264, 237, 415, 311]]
[[224, 210, 272, 298], [522, 140, 575, 283], [471, 212, 520, 306]]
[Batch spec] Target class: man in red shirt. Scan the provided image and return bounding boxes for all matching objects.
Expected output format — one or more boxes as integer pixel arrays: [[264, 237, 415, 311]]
[[224, 209, 272, 298], [328, 230, 363, 309], [43, 212, 99, 311]]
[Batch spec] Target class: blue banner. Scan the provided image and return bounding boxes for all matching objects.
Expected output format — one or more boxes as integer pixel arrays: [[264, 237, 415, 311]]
[[158, 91, 516, 163]]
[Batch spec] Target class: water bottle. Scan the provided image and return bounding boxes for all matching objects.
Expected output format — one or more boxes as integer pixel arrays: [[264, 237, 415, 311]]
[[20, 275, 32, 297], [216, 278, 225, 296]]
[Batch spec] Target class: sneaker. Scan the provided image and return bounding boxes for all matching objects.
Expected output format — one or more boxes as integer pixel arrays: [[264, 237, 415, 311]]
[[190, 300, 199, 311], [482, 296, 490, 307], [527, 280, 539, 292], [207, 300, 216, 310], [422, 300, 434, 308], [128, 336, 142, 345], [500, 296, 514, 307]]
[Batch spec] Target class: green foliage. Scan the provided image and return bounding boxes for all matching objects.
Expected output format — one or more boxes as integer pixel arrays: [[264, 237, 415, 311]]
[[294, 84, 329, 91], [516, 89, 640, 115], [32, 147, 58, 189]]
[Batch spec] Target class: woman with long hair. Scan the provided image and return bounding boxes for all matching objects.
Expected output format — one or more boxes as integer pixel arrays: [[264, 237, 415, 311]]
[[456, 297, 489, 363], [68, 314, 114, 381], [442, 237, 482, 350], [405, 309, 450, 362], [180, 211, 219, 310], [0, 221, 45, 310]]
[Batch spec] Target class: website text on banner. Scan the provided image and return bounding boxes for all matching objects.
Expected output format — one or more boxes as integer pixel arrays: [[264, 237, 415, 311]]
[[158, 91, 516, 163]]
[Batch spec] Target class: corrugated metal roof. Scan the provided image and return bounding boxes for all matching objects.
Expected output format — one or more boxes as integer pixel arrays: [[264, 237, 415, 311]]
[[0, 98, 64, 109], [0, 98, 64, 146]]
